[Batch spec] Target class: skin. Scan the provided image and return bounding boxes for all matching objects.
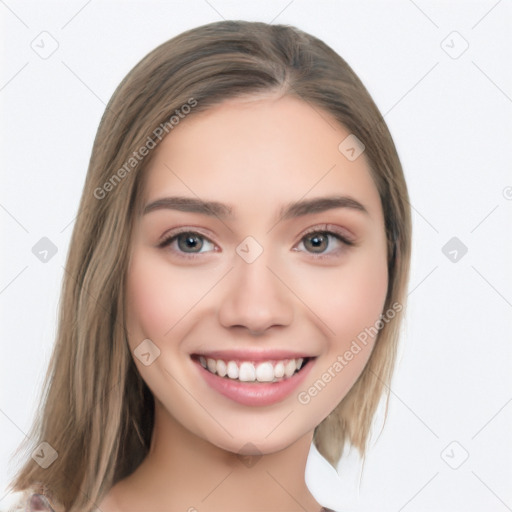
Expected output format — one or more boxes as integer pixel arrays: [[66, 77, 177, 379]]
[[98, 93, 389, 512]]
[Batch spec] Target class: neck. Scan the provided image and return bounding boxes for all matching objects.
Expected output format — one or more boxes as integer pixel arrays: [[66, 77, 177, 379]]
[[113, 398, 324, 512]]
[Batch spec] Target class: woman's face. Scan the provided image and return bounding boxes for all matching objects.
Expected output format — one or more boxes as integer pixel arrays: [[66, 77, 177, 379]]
[[125, 94, 389, 455]]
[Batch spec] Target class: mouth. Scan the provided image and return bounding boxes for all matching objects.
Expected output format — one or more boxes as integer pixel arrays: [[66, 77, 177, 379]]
[[191, 352, 316, 406], [191, 354, 314, 383], [192, 354, 313, 383]]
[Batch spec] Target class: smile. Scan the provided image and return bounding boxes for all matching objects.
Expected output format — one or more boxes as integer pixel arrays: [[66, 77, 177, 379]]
[[191, 352, 316, 406], [196, 355, 310, 383]]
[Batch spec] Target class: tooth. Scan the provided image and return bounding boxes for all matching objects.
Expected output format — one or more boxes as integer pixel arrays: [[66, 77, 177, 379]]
[[274, 361, 284, 378], [207, 358, 217, 374], [255, 362, 274, 382], [202, 356, 305, 381], [284, 359, 297, 377], [216, 359, 227, 377], [227, 361, 239, 379], [239, 362, 256, 382]]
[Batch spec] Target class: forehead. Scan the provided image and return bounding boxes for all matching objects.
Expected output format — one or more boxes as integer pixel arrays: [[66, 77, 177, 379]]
[[140, 94, 382, 221]]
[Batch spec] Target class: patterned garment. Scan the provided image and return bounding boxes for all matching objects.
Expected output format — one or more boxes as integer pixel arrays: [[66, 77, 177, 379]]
[[25, 494, 56, 512], [0, 491, 57, 512]]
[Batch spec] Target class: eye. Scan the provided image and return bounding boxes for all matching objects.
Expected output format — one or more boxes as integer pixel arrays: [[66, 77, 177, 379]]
[[294, 225, 354, 258], [157, 225, 355, 261], [158, 229, 217, 259]]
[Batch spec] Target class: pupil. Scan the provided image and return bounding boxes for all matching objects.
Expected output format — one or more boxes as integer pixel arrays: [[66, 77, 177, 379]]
[[307, 233, 327, 252], [178, 233, 202, 252]]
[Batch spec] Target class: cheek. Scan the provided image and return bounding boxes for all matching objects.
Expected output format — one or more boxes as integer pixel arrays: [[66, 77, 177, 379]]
[[125, 250, 193, 344], [297, 248, 388, 345], [294, 251, 388, 414]]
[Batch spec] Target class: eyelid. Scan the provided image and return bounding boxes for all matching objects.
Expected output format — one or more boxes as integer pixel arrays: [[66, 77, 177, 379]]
[[297, 223, 356, 245], [157, 226, 216, 246]]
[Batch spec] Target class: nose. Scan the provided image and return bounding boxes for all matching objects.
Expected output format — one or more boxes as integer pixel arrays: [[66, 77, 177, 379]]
[[217, 253, 294, 335]]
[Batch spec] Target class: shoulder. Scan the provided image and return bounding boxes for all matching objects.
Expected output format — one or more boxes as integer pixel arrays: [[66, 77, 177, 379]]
[[0, 489, 57, 512], [0, 489, 29, 512], [0, 489, 27, 512]]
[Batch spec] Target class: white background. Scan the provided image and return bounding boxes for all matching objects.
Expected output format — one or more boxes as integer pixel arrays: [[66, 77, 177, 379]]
[[1, 1, 511, 511]]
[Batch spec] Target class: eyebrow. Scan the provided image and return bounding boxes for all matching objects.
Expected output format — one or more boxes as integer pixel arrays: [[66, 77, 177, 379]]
[[142, 195, 369, 220]]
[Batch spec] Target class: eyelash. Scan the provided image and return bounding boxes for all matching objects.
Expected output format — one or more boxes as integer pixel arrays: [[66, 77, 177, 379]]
[[157, 225, 355, 261]]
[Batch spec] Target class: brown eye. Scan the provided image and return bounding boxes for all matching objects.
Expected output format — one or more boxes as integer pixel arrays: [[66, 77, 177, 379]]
[[303, 232, 330, 253], [158, 230, 216, 258], [295, 228, 354, 258], [176, 232, 204, 253]]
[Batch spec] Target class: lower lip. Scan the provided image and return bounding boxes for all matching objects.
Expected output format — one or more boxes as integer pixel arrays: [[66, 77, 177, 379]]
[[194, 358, 315, 406]]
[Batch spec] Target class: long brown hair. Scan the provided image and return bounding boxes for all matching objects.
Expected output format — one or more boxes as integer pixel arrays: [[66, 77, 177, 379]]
[[8, 20, 411, 511]]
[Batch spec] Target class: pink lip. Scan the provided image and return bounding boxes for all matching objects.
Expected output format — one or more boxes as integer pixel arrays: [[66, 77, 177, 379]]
[[193, 356, 315, 407]]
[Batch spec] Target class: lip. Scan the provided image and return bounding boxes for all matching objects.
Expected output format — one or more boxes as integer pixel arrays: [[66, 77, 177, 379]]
[[192, 355, 316, 406]]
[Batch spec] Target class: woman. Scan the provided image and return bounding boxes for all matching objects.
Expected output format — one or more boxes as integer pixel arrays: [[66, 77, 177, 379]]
[[6, 20, 411, 512]]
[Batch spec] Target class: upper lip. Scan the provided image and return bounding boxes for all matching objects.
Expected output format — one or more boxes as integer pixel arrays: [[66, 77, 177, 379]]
[[191, 349, 314, 361]]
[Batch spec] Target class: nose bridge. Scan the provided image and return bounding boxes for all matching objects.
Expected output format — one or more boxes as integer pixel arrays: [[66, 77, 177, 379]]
[[217, 242, 293, 333]]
